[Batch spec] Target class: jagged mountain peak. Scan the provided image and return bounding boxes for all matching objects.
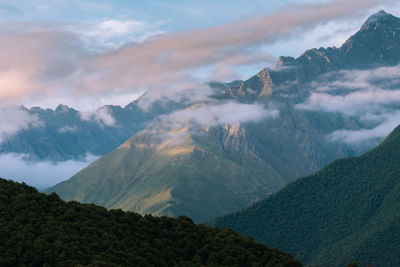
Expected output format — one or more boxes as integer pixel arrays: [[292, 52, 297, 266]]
[[275, 56, 295, 68], [361, 10, 397, 30], [215, 11, 400, 102], [340, 10, 400, 67], [55, 104, 73, 113]]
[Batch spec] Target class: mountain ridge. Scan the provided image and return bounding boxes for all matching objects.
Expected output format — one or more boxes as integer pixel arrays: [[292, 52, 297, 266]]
[[0, 99, 186, 161], [217, 10, 400, 101], [211, 124, 400, 267], [47, 124, 286, 222]]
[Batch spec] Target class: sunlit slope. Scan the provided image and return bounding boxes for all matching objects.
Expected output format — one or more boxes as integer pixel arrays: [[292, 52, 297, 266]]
[[47, 125, 284, 222]]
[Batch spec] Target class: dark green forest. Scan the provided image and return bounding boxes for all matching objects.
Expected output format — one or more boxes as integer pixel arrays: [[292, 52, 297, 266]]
[[0, 178, 300, 267], [212, 125, 400, 267]]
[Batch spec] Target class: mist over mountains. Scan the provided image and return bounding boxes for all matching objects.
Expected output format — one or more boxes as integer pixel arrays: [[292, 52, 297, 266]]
[[0, 99, 186, 161]]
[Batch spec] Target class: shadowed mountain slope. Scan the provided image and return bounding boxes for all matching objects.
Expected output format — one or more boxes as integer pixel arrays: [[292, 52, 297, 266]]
[[212, 124, 400, 267]]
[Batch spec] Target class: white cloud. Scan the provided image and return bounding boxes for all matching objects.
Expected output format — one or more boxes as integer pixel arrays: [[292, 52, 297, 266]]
[[296, 89, 400, 116], [64, 19, 165, 52], [98, 20, 145, 35], [0, 106, 43, 143], [296, 64, 400, 143], [160, 101, 279, 128], [79, 106, 116, 127], [296, 64, 400, 116], [0, 153, 98, 190], [58, 125, 78, 133], [328, 112, 400, 143]]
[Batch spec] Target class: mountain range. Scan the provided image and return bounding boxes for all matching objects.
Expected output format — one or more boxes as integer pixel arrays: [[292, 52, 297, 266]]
[[46, 10, 400, 222], [0, 99, 185, 161]]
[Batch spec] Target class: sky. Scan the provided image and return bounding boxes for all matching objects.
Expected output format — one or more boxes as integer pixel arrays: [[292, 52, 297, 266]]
[[0, 0, 399, 110]]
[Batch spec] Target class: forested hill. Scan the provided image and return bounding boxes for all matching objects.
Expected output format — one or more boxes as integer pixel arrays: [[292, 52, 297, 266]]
[[0, 178, 300, 267], [211, 125, 400, 267]]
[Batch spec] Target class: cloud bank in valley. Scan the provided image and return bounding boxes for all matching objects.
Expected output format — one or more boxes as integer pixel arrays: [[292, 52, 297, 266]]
[[0, 0, 384, 109], [296, 64, 400, 143], [328, 112, 400, 143], [0, 153, 98, 190]]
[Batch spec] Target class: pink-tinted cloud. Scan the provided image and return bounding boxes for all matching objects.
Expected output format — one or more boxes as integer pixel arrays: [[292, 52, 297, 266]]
[[0, 29, 86, 105], [0, 0, 383, 108], [79, 0, 380, 100]]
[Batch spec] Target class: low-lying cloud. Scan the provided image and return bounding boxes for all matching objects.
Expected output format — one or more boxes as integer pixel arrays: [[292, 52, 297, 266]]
[[0, 106, 43, 143], [160, 101, 279, 129], [0, 153, 98, 190], [296, 64, 400, 115], [79, 106, 116, 127], [328, 114, 400, 143], [296, 64, 400, 143]]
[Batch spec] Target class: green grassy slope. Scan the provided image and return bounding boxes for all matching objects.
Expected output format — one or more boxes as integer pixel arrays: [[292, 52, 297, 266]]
[[212, 125, 400, 267], [0, 178, 301, 266], [47, 126, 284, 222]]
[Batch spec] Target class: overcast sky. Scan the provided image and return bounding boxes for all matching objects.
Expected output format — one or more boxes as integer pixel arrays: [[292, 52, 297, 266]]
[[0, 0, 398, 110]]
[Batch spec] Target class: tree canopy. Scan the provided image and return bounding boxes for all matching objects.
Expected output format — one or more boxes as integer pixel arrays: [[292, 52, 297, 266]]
[[0, 178, 300, 266]]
